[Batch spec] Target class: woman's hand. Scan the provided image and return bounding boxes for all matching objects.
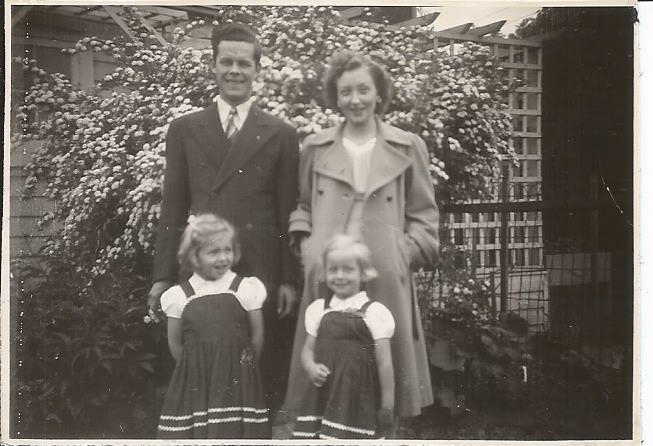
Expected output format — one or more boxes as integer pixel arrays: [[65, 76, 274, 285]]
[[306, 362, 331, 387]]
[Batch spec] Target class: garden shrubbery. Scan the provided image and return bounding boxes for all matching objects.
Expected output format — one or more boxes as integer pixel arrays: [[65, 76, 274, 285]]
[[13, 6, 517, 437]]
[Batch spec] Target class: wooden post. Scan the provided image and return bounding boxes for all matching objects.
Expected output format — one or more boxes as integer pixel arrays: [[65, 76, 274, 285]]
[[490, 270, 497, 316], [500, 164, 510, 312], [589, 172, 601, 358], [103, 5, 137, 41], [71, 50, 94, 89], [471, 225, 478, 278]]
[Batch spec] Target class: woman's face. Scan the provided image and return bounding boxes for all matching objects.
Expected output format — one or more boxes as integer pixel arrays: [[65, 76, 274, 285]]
[[336, 66, 378, 126]]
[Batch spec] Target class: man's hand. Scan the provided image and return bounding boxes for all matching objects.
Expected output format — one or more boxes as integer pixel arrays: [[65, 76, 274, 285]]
[[306, 362, 330, 387], [277, 283, 297, 318], [147, 280, 173, 323]]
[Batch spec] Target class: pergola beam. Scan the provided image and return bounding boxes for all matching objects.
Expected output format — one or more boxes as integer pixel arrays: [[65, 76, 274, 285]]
[[11, 6, 33, 27], [388, 12, 439, 30], [102, 5, 137, 41], [339, 7, 364, 20], [75, 6, 102, 16], [160, 5, 223, 17], [439, 22, 473, 34], [137, 12, 169, 46], [467, 20, 507, 37]]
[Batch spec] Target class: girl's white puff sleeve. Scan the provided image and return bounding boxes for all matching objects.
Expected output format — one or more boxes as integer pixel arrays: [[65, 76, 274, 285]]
[[235, 277, 267, 311], [304, 299, 325, 337], [364, 302, 396, 340], [160, 285, 186, 319]]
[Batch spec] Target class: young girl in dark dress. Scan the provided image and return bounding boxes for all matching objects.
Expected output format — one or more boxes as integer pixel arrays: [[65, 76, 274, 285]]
[[292, 234, 395, 439], [157, 213, 268, 438]]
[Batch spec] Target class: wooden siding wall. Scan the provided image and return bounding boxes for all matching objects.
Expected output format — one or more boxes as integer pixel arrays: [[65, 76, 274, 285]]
[[10, 140, 59, 259]]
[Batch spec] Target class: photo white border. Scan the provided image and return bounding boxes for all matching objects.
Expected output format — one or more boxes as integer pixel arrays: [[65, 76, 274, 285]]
[[3, 0, 641, 444]]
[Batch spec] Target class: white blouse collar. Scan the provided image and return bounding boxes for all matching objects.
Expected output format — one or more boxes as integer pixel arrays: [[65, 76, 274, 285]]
[[188, 270, 236, 293], [329, 291, 369, 310], [342, 136, 376, 151]]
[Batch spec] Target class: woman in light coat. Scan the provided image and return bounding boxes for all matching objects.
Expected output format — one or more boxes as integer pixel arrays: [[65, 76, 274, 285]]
[[283, 51, 440, 426]]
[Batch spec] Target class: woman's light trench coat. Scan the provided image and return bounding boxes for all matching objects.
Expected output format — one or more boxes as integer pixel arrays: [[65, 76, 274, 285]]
[[283, 120, 440, 418]]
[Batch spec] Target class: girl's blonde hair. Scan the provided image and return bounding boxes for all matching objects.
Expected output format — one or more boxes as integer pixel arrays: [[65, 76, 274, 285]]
[[177, 213, 241, 275], [322, 233, 378, 282]]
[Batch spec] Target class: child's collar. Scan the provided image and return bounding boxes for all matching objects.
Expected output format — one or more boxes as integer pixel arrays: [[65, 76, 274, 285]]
[[329, 290, 369, 307], [189, 270, 235, 286]]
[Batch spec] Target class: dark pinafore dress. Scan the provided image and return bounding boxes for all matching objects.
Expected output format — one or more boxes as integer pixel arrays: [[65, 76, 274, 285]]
[[157, 275, 269, 439], [292, 298, 380, 439]]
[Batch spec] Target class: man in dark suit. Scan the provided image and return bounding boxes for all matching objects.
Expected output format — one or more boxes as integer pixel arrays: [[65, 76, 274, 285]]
[[146, 23, 299, 412]]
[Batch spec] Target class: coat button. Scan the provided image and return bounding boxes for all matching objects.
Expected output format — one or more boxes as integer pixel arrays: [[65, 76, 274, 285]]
[[246, 223, 253, 230], [387, 196, 393, 202]]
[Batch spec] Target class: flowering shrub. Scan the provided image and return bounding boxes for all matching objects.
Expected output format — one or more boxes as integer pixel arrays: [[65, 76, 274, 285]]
[[415, 243, 532, 413], [13, 5, 516, 436], [15, 5, 514, 286]]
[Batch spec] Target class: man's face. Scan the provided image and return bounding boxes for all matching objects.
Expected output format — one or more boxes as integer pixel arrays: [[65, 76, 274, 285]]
[[213, 40, 258, 106]]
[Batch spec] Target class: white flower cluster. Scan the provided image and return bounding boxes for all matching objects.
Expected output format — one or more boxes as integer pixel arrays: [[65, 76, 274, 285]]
[[16, 6, 514, 277]]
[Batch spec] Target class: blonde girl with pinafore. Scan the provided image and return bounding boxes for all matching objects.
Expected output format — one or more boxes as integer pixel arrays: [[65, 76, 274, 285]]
[[157, 213, 268, 439]]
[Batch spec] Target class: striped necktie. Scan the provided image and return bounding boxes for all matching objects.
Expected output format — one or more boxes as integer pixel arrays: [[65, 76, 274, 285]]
[[224, 106, 238, 142]]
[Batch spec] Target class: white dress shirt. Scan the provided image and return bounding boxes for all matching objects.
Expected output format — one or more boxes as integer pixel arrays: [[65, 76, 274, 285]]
[[214, 95, 255, 135]]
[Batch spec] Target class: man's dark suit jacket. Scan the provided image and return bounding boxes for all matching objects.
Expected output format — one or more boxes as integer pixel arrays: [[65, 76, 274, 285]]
[[152, 102, 299, 294]]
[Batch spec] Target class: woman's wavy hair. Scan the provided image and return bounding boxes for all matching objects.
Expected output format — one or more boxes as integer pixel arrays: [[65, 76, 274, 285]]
[[323, 50, 393, 115], [177, 213, 241, 276], [321, 233, 378, 283]]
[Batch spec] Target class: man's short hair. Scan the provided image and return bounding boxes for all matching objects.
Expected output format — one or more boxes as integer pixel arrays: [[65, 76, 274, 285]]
[[211, 22, 262, 65]]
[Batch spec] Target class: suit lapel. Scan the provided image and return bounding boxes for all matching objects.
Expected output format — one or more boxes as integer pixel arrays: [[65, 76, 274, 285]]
[[211, 105, 277, 193], [190, 103, 226, 169]]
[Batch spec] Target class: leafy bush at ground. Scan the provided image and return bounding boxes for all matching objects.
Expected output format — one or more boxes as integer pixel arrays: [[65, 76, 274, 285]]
[[12, 5, 519, 437], [415, 244, 532, 415], [13, 259, 171, 437]]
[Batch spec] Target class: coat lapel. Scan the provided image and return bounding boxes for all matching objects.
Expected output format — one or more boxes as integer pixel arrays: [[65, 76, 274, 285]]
[[312, 120, 414, 196], [211, 105, 278, 193], [365, 124, 413, 195], [313, 127, 355, 189], [190, 103, 226, 169]]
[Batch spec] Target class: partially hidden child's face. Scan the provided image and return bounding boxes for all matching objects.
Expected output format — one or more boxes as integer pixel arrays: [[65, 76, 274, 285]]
[[194, 233, 234, 281], [325, 249, 363, 299]]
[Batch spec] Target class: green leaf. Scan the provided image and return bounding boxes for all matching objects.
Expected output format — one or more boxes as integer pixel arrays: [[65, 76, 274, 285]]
[[429, 338, 465, 371], [480, 334, 502, 359], [139, 362, 154, 373], [45, 413, 62, 424]]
